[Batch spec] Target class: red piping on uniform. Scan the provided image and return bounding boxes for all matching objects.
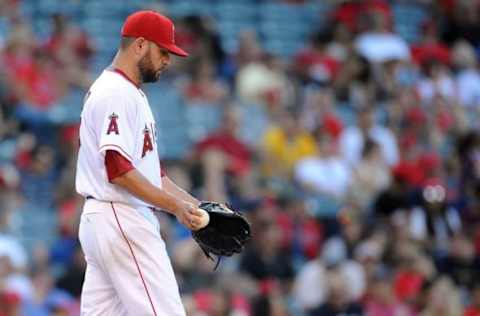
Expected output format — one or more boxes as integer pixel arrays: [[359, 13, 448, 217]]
[[110, 202, 158, 316], [113, 68, 140, 89]]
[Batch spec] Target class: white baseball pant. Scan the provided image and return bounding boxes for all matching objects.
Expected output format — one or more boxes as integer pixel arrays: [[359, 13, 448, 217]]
[[78, 198, 186, 316]]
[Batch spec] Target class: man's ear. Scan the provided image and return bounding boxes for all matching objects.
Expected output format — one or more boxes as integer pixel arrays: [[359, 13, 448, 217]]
[[133, 37, 149, 57]]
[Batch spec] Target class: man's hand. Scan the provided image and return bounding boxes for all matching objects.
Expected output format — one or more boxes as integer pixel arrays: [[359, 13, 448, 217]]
[[175, 202, 204, 231]]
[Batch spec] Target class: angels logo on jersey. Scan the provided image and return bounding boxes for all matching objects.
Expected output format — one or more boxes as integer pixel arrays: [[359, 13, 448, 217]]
[[106, 113, 119, 135], [142, 124, 154, 158]]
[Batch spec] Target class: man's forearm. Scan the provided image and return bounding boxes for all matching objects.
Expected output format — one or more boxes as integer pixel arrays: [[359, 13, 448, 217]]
[[162, 175, 200, 205], [111, 169, 185, 215]]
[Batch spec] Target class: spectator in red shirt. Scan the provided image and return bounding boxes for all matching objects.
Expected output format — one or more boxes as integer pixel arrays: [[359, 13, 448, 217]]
[[181, 58, 228, 105], [44, 13, 93, 90], [4, 39, 64, 118], [411, 21, 451, 67], [2, 22, 36, 102], [294, 31, 340, 85], [4, 29, 66, 138], [45, 14, 93, 64], [194, 107, 254, 202], [20, 49, 65, 109], [0, 291, 21, 316], [393, 251, 433, 304], [332, 0, 392, 33], [275, 197, 323, 260]]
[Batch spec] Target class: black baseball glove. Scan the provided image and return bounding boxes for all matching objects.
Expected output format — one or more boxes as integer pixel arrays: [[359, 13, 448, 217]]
[[192, 201, 251, 268]]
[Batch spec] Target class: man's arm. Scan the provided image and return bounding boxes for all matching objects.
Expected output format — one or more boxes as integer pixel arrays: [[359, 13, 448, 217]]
[[162, 175, 200, 206], [111, 169, 203, 230]]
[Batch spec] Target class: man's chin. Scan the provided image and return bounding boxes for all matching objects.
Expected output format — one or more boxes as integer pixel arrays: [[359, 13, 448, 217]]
[[148, 71, 162, 83], [142, 73, 161, 83]]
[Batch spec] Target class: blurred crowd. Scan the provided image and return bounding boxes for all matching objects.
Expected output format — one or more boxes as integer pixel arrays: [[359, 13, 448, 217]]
[[1, 0, 480, 315]]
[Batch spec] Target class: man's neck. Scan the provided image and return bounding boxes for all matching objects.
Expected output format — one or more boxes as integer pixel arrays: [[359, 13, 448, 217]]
[[111, 52, 141, 87]]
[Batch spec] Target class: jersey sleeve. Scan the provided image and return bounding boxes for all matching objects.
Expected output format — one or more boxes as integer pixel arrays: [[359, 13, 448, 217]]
[[97, 94, 137, 162], [105, 150, 135, 182]]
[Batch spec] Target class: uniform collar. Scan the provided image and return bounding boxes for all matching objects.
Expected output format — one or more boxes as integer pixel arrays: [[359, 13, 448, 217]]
[[111, 68, 140, 89]]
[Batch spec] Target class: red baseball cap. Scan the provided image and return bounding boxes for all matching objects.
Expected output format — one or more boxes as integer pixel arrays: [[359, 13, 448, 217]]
[[121, 10, 188, 57]]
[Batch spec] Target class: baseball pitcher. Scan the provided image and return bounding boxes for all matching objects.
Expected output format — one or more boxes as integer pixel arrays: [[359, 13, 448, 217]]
[[75, 10, 250, 316]]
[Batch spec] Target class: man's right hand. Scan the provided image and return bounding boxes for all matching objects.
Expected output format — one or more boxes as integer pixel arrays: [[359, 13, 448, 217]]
[[175, 202, 204, 231]]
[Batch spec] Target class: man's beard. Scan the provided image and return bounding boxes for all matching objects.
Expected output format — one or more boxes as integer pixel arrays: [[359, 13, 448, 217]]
[[138, 52, 160, 83]]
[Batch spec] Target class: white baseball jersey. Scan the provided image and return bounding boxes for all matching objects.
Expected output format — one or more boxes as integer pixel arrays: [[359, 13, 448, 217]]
[[75, 69, 162, 207]]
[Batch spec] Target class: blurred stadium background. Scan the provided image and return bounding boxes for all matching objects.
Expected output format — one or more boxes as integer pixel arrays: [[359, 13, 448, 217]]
[[1, 0, 480, 315]]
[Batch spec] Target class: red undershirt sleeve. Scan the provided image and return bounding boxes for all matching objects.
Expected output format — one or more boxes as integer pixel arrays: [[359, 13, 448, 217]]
[[105, 150, 135, 183]]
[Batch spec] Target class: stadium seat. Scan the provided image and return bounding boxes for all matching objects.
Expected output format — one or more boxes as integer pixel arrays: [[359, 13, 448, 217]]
[[0, 140, 17, 163], [166, 0, 215, 18], [215, 3, 257, 21], [392, 3, 428, 43], [237, 102, 269, 147], [15, 204, 59, 252], [146, 84, 192, 159], [184, 103, 223, 142]]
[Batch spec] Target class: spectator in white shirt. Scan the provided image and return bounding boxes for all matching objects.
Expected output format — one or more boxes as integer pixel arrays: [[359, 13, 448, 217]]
[[339, 106, 399, 167], [354, 12, 410, 63], [452, 40, 480, 108], [417, 59, 456, 105], [295, 129, 351, 200], [293, 237, 366, 313]]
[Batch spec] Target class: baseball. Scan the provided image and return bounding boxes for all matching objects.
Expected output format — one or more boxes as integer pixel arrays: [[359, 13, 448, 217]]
[[198, 208, 210, 229]]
